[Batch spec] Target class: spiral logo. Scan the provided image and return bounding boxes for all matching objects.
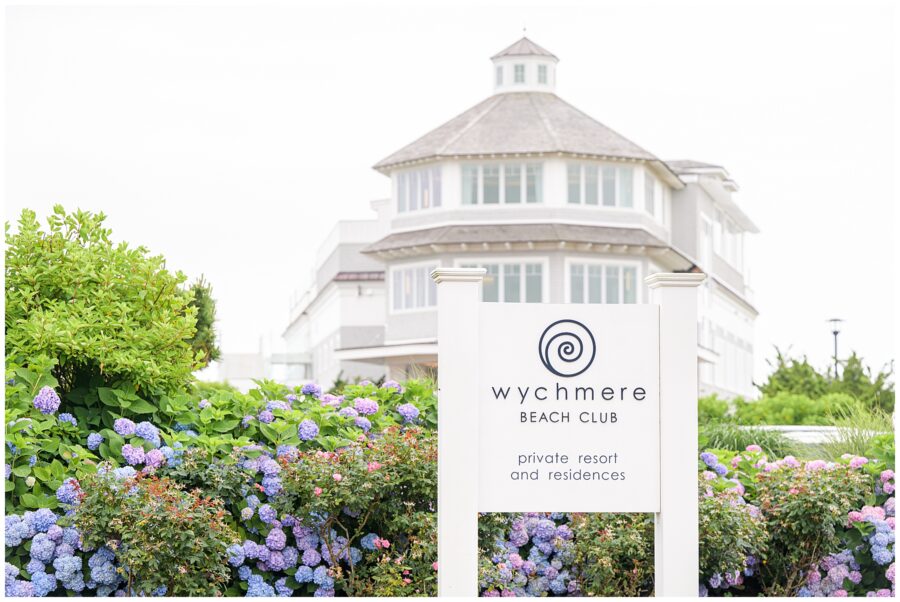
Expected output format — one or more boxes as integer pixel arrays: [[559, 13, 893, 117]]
[[538, 319, 597, 378]]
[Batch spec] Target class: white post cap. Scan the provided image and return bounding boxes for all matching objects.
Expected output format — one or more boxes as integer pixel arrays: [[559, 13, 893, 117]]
[[644, 272, 706, 289], [431, 267, 487, 283]]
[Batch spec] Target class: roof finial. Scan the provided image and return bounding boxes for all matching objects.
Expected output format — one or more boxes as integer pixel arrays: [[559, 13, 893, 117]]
[[522, 26, 527, 36]]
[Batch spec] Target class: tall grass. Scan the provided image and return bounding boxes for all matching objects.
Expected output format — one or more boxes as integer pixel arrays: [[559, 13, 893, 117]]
[[814, 398, 894, 460], [699, 423, 799, 458]]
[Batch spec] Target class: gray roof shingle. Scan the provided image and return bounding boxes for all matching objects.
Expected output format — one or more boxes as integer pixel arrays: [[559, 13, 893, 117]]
[[491, 37, 558, 60], [374, 92, 660, 170], [363, 223, 672, 254]]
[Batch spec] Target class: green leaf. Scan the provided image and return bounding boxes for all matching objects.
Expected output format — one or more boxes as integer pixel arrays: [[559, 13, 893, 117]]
[[12, 465, 31, 478], [210, 419, 240, 433], [127, 399, 157, 414], [97, 388, 119, 407]]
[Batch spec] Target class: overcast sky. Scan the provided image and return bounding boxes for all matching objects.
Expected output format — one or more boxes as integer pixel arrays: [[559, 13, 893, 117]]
[[5, 1, 896, 383]]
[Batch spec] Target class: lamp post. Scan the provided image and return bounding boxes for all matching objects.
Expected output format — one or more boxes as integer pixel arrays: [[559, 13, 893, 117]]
[[827, 318, 844, 378]]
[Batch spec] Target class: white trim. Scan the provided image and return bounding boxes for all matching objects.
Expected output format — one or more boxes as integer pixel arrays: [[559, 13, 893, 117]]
[[387, 259, 439, 315], [459, 160, 545, 206], [452, 255, 550, 303], [563, 256, 644, 304]]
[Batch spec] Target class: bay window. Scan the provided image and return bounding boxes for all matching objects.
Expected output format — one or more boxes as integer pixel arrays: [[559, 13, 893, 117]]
[[391, 263, 438, 312], [460, 163, 543, 205], [460, 261, 544, 303], [567, 162, 634, 207], [397, 167, 442, 213], [569, 262, 639, 304]]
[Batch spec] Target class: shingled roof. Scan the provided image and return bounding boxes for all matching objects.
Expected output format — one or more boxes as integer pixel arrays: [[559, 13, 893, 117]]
[[491, 36, 558, 60], [373, 92, 664, 172]]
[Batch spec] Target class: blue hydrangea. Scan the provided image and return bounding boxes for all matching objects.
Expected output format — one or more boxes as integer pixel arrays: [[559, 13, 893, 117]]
[[267, 550, 287, 571], [349, 547, 362, 565], [314, 587, 335, 597], [295, 565, 314, 583], [713, 463, 729, 477], [90, 560, 118, 586], [266, 528, 286, 551], [241, 507, 254, 521], [31, 570, 58, 596], [121, 444, 145, 466], [31, 509, 59, 533], [381, 380, 403, 393], [397, 403, 419, 423], [30, 533, 56, 563], [302, 548, 322, 567], [29, 455, 38, 467], [258, 504, 277, 524], [282, 546, 299, 568], [62, 527, 80, 548], [52, 555, 82, 581], [360, 533, 379, 551], [246, 495, 261, 509], [354, 417, 372, 432], [33, 387, 61, 415], [87, 433, 103, 451], [246, 574, 275, 597], [301, 383, 323, 398], [700, 452, 718, 468], [227, 543, 245, 567], [58, 413, 77, 427], [312, 565, 332, 587], [274, 577, 293, 597], [112, 467, 136, 480], [238, 565, 252, 581], [5, 464, 10, 480], [257, 411, 275, 424], [27, 558, 46, 575], [338, 407, 358, 418], [298, 420, 319, 442], [276, 445, 298, 459], [134, 422, 160, 447], [242, 415, 254, 428], [56, 478, 80, 505], [6, 562, 20, 581]]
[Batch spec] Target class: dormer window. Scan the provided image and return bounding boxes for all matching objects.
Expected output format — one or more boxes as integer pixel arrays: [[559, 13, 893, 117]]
[[514, 64, 525, 83], [538, 65, 547, 84], [495, 66, 503, 86]]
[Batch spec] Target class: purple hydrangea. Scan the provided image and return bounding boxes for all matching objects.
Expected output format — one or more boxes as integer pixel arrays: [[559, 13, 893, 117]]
[[87, 433, 103, 451], [266, 528, 287, 551], [121, 444, 145, 466], [56, 478, 80, 505], [258, 410, 275, 424], [226, 543, 245, 567], [355, 417, 372, 432], [353, 397, 379, 415], [700, 452, 718, 468], [198, 399, 211, 409], [33, 387, 61, 415], [303, 548, 322, 567], [258, 504, 277, 524], [134, 422, 160, 447], [58, 413, 77, 426], [301, 383, 323, 398], [338, 407, 358, 419], [144, 449, 165, 469], [397, 403, 419, 423], [113, 418, 136, 436], [242, 415, 254, 428], [298, 420, 319, 442], [381, 380, 403, 393]]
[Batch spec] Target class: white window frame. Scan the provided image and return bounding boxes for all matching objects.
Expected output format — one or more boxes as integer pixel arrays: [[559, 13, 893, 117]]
[[395, 166, 443, 214], [388, 260, 439, 314], [563, 257, 643, 304], [566, 162, 636, 209], [538, 64, 548, 84], [453, 256, 550, 303], [514, 64, 525, 83], [459, 162, 544, 206]]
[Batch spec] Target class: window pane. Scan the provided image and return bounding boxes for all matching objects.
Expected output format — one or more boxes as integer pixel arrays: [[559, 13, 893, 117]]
[[644, 172, 655, 215], [420, 169, 431, 209], [606, 266, 620, 304], [619, 167, 634, 207], [503, 264, 521, 302], [403, 269, 413, 309], [588, 266, 603, 303], [483, 165, 500, 204], [409, 171, 419, 211], [496, 66, 503, 85], [525, 264, 542, 302], [432, 167, 442, 207], [570, 265, 584, 303], [483, 264, 499, 302], [538, 64, 547, 84], [462, 165, 478, 205], [623, 267, 637, 303], [514, 64, 524, 83], [567, 164, 581, 204], [392, 271, 402, 310], [602, 167, 616, 206], [504, 164, 521, 203], [585, 165, 599, 205], [416, 267, 426, 307], [526, 164, 542, 203], [398, 173, 407, 212]]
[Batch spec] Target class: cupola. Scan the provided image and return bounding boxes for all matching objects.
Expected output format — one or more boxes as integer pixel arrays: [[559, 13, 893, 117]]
[[491, 36, 558, 94]]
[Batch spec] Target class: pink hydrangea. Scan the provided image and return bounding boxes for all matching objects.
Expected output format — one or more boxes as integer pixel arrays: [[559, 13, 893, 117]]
[[849, 456, 869, 469], [861, 506, 886, 521], [833, 589, 848, 597], [783, 456, 801, 468], [805, 460, 827, 471], [848, 511, 864, 524], [881, 470, 895, 483], [745, 444, 762, 453]]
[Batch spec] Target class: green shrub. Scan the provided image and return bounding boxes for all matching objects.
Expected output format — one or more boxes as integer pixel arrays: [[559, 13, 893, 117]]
[[733, 392, 853, 425], [755, 464, 870, 596], [5, 206, 201, 395], [699, 394, 730, 423], [699, 422, 797, 458], [65, 470, 238, 596], [571, 513, 654, 596], [815, 397, 894, 459], [699, 478, 768, 593]]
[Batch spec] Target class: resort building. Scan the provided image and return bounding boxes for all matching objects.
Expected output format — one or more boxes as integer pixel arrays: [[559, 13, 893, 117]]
[[283, 37, 759, 399]]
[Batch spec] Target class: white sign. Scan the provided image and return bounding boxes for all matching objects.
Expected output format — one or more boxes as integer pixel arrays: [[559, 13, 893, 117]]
[[477, 303, 660, 513]]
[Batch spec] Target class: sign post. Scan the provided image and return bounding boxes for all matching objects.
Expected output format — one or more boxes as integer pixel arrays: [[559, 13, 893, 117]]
[[432, 268, 704, 597], [647, 272, 706, 596]]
